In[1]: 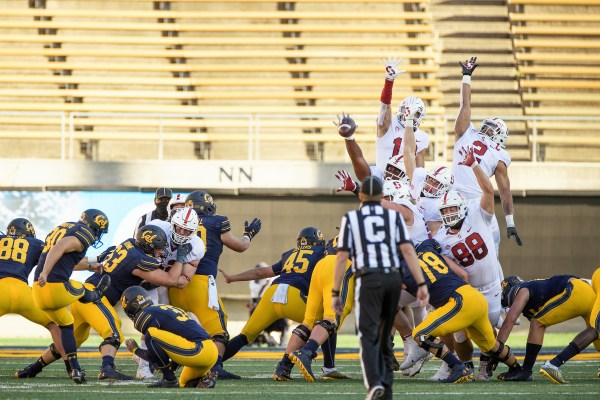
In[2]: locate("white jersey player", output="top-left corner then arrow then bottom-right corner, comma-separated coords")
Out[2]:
454,56 -> 522,253
382,180 -> 430,246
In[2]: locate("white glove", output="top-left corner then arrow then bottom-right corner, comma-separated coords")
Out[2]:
383,56 -> 405,81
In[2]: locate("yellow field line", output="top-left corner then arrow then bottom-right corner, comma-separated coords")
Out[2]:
1,349 -> 599,361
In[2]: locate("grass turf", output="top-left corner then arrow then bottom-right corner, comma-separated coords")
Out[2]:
1,356 -> 599,399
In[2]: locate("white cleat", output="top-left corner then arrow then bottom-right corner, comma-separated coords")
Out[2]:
427,361 -> 451,382
135,358 -> 155,380
407,352 -> 433,377
399,336 -> 429,371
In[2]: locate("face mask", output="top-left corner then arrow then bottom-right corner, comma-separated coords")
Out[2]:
155,199 -> 169,219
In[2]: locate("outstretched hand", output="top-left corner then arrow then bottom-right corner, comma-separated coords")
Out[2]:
507,227 -> 523,246
458,146 -> 478,168
335,169 -> 358,193
460,56 -> 479,76
243,218 -> 262,240
382,56 -> 405,81
218,268 -> 233,283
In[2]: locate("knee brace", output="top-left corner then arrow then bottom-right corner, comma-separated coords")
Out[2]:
292,324 -> 311,342
315,320 -> 337,337
49,343 -> 61,360
212,333 -> 230,346
418,335 -> 444,358
99,333 -> 121,352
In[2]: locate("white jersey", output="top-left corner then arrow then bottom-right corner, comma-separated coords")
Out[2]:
433,204 -> 500,289
452,123 -> 511,199
376,117 -> 430,172
149,219 -> 205,270
409,167 -> 443,223
395,198 -> 430,246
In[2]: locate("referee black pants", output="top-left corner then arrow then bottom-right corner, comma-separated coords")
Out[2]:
355,271 -> 402,393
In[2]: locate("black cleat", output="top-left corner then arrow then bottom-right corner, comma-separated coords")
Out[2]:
289,350 -> 316,383
212,365 -> 240,380
15,363 -> 41,378
93,274 -> 111,303
498,367 -> 532,382
148,378 -> 179,388
273,361 -> 293,382
71,369 -> 87,384
98,366 -> 134,381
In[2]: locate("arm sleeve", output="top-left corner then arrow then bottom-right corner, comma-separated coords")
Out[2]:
184,239 -> 205,263
409,167 -> 427,199
415,129 -> 430,154
220,217 -> 231,234
137,256 -> 161,272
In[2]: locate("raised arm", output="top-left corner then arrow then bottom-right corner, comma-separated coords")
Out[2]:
458,146 -> 494,215
495,162 -> 522,246
335,113 -> 372,181
402,105 -> 418,182
222,217 -> 262,252
377,56 -> 405,137
454,57 -> 479,139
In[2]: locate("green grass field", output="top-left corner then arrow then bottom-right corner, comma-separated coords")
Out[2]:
1,356 -> 599,400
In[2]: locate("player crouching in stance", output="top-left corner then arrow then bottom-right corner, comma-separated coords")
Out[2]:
123,286 -> 219,389
403,240 -> 524,383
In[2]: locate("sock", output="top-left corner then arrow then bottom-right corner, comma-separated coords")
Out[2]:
60,325 -> 80,371
222,335 -> 249,362
465,360 -> 474,369
321,333 -> 336,368
214,355 -> 224,370
101,355 -> 114,370
441,351 -> 462,368
64,359 -> 72,374
523,343 -> 542,372
551,342 -> 580,367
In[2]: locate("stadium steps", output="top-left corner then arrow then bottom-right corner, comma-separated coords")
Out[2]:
431,0 -> 529,161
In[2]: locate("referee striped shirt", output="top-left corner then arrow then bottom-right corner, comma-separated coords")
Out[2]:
338,201 -> 412,273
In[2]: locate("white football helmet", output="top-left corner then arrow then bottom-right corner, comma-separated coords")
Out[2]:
397,95 -> 426,129
438,190 -> 467,227
168,193 -> 187,215
479,117 -> 508,148
383,180 -> 411,203
170,207 -> 199,245
383,155 -> 408,182
423,166 -> 454,198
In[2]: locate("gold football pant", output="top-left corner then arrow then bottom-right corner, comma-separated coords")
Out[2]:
0,277 -> 53,327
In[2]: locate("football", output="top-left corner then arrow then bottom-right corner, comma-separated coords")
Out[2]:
337,114 -> 357,138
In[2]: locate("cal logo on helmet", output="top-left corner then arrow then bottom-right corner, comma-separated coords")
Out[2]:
141,230 -> 157,244
7,226 -> 16,236
94,214 -> 108,229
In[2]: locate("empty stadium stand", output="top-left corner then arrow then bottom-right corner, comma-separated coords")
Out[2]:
0,0 -> 442,161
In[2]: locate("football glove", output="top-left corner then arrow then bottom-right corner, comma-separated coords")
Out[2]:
507,226 -> 523,246
97,245 -> 116,263
243,218 -> 262,240
460,56 -> 479,76
382,56 -> 405,81
335,169 -> 359,194
176,243 -> 192,263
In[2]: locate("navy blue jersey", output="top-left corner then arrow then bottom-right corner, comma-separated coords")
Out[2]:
0,235 -> 44,283
402,239 -> 467,309
195,214 -> 230,277
87,238 -> 161,306
134,304 -> 211,342
521,275 -> 577,320
271,245 -> 326,296
34,222 -> 96,283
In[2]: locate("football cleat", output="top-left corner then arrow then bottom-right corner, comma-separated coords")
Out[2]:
407,352 -> 433,377
15,363 -> 41,378
321,367 -> 350,380
212,364 -> 241,380
399,340 -> 429,371
539,361 -> 566,384
98,366 -> 134,381
273,361 -> 293,381
439,363 -> 474,384
289,350 -> 316,382
365,384 -> 385,400
70,369 -> 87,384
197,371 -> 218,389
392,355 -> 400,371
427,362 -> 451,381
135,359 -> 156,380
498,367 -> 532,382
476,359 -> 492,381
148,378 -> 179,388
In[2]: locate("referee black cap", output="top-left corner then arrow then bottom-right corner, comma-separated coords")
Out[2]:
361,176 -> 383,196
155,187 -> 173,200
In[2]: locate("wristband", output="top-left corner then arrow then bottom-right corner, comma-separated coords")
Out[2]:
462,75 -> 471,85
331,289 -> 340,297
470,159 -> 479,168
88,263 -> 93,271
88,256 -> 98,263
243,234 -> 251,241
417,282 -> 427,287
505,215 -> 515,227
380,79 -> 394,104
344,135 -> 355,141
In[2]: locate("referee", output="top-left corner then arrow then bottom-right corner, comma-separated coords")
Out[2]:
332,175 -> 429,400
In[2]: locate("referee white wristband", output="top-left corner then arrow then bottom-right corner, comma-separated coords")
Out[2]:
462,75 -> 471,85
505,215 -> 515,227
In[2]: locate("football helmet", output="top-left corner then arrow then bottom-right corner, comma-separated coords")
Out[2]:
479,117 -> 508,148
325,235 -> 339,255
185,190 -> 216,216
121,286 -> 153,319
423,166 -> 454,198
384,155 -> 408,182
501,275 -> 524,308
297,227 -> 325,247
168,193 -> 187,218
135,224 -> 168,256
6,218 -> 36,238
383,180 -> 411,203
170,207 -> 199,245
438,190 -> 467,227
80,209 -> 109,248
397,95 -> 426,129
